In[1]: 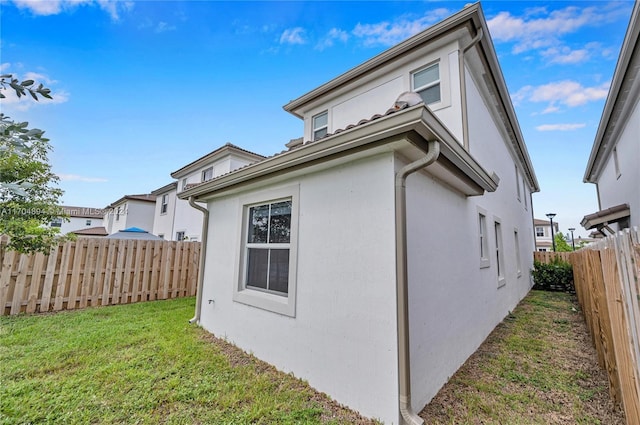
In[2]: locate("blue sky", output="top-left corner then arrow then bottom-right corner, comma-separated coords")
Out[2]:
1,0 -> 635,237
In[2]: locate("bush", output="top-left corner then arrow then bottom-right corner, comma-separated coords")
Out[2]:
531,258 -> 574,292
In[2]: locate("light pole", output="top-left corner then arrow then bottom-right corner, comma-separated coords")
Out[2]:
568,227 -> 576,251
546,213 -> 557,252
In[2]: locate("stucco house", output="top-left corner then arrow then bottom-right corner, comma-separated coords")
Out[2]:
533,218 -> 560,252
179,4 -> 538,424
151,143 -> 264,241
103,194 -> 156,235
49,205 -> 104,235
582,1 -> 638,235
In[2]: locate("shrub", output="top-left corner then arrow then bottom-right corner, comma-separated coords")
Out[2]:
531,258 -> 574,293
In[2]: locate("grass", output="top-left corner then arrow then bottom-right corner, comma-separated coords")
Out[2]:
0,297 -> 369,425
420,290 -> 624,424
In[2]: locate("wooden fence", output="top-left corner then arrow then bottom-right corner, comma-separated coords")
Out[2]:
533,250 -> 572,264
0,238 -> 201,316
538,229 -> 639,425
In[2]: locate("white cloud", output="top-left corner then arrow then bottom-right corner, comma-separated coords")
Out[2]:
10,0 -> 133,20
155,21 -> 176,33
514,80 -> 610,112
536,123 -> 586,132
58,174 -> 108,183
487,4 -> 630,64
280,27 -> 306,45
352,8 -> 450,47
316,28 -> 349,50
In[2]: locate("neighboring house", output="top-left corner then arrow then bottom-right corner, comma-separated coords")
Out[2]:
151,143 -> 264,241
534,218 -> 560,252
179,4 -> 538,424
103,194 -> 156,235
49,205 -> 104,235
105,227 -> 163,240
583,1 -> 639,235
71,226 -> 108,238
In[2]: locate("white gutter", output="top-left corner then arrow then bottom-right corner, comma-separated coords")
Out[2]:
459,27 -> 483,149
188,196 -> 209,324
395,140 -> 440,425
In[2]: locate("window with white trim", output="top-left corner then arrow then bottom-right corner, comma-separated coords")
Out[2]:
85,219 -> 92,226
613,147 -> 621,179
234,185 -> 299,317
535,226 -> 544,237
412,63 -> 441,104
479,212 -> 490,268
176,231 -> 185,241
312,111 -> 328,141
523,177 -> 528,210
515,165 -> 521,202
495,220 -> 505,287
50,217 -> 62,227
182,178 -> 188,191
160,194 -> 168,214
202,167 -> 213,182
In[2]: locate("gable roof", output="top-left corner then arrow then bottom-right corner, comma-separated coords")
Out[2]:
283,2 -> 538,192
170,143 -> 265,179
151,182 -> 177,196
72,226 -> 108,236
584,2 -> 640,183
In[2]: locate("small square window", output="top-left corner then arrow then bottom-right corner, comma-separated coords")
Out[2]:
412,63 -> 441,104
312,111 -> 328,141
85,219 -> 92,226
202,167 -> 213,182
176,231 -> 185,241
50,217 -> 63,228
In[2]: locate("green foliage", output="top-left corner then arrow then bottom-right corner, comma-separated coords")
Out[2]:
554,233 -> 573,252
0,75 -> 68,253
531,258 -> 574,292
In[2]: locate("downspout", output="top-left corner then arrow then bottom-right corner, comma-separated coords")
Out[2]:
188,196 -> 209,324
459,28 -> 483,150
396,140 -> 440,425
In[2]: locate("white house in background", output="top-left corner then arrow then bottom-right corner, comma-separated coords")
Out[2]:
533,218 -> 560,252
583,1 -> 639,235
49,205 -> 104,235
179,4 -> 538,424
103,194 -> 156,235
151,143 -> 264,241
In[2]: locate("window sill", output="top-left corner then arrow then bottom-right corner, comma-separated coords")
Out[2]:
480,258 -> 490,269
233,287 -> 295,317
497,278 -> 506,288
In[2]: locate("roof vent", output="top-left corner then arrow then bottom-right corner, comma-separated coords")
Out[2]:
394,91 -> 423,110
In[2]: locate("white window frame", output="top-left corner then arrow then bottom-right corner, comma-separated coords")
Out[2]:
411,62 -> 441,105
515,165 -> 521,202
494,218 -> 505,288
613,147 -> 621,179
160,194 -> 168,215
535,226 -> 544,237
176,231 -> 185,241
182,178 -> 188,191
312,111 -> 328,141
478,209 -> 490,268
233,185 -> 299,317
202,167 -> 213,182
50,217 -> 63,228
523,177 -> 528,210
85,219 -> 92,226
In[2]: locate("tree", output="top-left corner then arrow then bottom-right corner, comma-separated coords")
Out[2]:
554,233 -> 573,252
1,75 -> 68,253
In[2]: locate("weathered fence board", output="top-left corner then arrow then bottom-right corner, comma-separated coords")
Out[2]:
0,238 -> 200,316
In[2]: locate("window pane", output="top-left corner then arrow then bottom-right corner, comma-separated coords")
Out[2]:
413,64 -> 439,88
248,204 -> 269,243
313,128 -> 328,140
418,84 -> 441,104
269,249 -> 289,294
269,201 -> 291,243
246,248 -> 268,289
313,112 -> 327,129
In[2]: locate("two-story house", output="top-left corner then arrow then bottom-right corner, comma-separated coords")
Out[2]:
102,194 -> 156,235
49,205 -> 104,235
178,4 -> 538,424
582,1 -> 638,235
534,218 -> 560,252
151,143 -> 264,241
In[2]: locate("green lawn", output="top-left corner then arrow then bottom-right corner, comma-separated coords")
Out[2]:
0,297 -> 369,425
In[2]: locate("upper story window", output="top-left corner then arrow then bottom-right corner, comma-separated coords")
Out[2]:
202,167 -> 213,182
412,63 -> 440,105
161,194 -> 168,214
85,219 -> 92,226
312,111 -> 328,141
182,178 -> 188,191
535,227 -> 544,237
50,217 -> 63,228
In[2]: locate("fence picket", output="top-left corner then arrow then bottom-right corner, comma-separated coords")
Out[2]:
40,246 -> 59,313
26,252 -> 46,314
67,238 -> 85,310
54,243 -> 73,311
0,250 -> 16,316
10,255 -> 30,315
